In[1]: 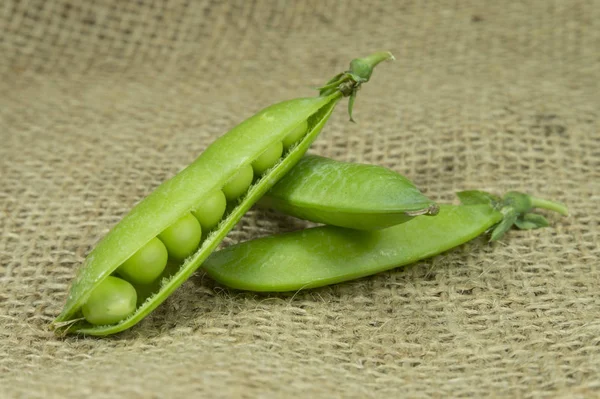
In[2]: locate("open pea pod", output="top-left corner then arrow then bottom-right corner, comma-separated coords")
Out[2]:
258,155 -> 439,230
52,51 -> 394,336
203,191 -> 567,292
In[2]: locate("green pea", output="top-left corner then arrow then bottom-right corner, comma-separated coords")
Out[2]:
82,276 -> 137,325
260,155 -> 439,230
52,51 -> 395,336
192,190 -> 227,231
282,120 -> 308,150
158,213 -> 202,260
204,191 -> 566,292
222,164 -> 254,201
116,237 -> 168,285
252,141 -> 283,175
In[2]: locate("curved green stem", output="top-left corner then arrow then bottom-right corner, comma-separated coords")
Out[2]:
457,190 -> 567,241
530,196 -> 568,216
348,51 -> 396,83
360,51 -> 397,68
318,51 -> 394,120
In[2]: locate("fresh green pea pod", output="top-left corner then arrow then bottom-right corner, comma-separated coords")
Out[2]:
203,191 -> 567,292
258,155 -> 439,230
52,51 -> 394,336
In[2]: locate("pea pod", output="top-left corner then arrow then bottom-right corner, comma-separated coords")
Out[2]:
52,51 -> 394,336
258,155 -> 439,230
203,191 -> 567,292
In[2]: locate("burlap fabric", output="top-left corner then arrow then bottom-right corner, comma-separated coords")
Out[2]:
1,1 -> 599,397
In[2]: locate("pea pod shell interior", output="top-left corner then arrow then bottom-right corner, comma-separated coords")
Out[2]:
259,155 -> 437,230
203,204 -> 503,292
54,93 -> 341,334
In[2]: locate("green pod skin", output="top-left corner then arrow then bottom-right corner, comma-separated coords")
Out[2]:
203,191 -> 567,292
258,155 -> 439,230
52,52 -> 394,336
203,204 -> 500,292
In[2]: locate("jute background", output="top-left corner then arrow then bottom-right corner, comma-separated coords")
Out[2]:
1,1 -> 599,397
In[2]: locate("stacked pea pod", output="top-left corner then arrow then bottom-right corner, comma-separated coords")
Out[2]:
204,167 -> 567,292
53,52 -> 567,336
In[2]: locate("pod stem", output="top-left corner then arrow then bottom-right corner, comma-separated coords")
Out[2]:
529,196 -> 569,216
318,51 -> 395,121
456,190 -> 568,241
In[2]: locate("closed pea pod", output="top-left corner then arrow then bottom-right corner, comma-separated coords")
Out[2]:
203,191 -> 567,292
52,52 -> 394,336
258,155 -> 439,230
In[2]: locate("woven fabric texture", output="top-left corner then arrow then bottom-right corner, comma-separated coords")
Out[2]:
1,1 -> 599,397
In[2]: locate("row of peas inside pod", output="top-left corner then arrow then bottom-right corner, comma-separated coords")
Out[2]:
82,121 -> 309,326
